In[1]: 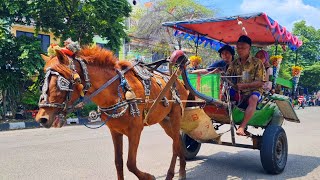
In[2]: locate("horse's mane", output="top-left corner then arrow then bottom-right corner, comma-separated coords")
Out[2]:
44,46 -> 132,78
80,46 -> 131,69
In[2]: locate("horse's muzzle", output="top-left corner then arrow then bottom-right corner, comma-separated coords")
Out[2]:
39,117 -> 50,128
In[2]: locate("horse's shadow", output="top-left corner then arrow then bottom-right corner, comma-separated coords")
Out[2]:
155,150 -> 319,179
181,150 -> 320,180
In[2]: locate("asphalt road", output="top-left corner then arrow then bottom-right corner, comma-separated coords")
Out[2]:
0,107 -> 319,180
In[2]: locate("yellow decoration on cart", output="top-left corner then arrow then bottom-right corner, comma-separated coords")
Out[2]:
292,65 -> 303,77
189,55 -> 202,64
270,55 -> 283,67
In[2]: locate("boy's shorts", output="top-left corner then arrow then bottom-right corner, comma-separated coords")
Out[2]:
230,89 -> 262,109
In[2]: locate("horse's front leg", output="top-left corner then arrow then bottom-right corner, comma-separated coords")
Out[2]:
127,124 -> 155,180
160,107 -> 186,180
110,130 -> 124,180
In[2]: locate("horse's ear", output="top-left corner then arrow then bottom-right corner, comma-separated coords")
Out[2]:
55,49 -> 69,65
40,54 -> 50,62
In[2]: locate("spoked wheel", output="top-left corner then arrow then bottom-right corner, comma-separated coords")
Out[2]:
260,125 -> 288,174
181,132 -> 201,160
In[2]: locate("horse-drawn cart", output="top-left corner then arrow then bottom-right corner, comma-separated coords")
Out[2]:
161,12 -> 302,174
36,12 -> 303,179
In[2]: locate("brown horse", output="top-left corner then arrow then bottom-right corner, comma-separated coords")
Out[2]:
35,46 -> 188,180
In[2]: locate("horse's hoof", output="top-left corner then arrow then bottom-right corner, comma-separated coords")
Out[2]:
179,171 -> 186,180
178,176 -> 186,180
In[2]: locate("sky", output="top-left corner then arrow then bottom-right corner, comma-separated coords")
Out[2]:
199,0 -> 320,31
137,0 -> 320,30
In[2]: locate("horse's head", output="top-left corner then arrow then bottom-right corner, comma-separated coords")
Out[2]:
36,50 -> 84,128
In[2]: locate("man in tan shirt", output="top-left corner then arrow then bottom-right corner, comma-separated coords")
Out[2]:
226,35 -> 266,136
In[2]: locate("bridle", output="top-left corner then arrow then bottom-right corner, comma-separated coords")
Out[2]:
38,68 -> 76,110
38,55 -> 156,123
38,57 -> 90,112
37,55 -> 136,114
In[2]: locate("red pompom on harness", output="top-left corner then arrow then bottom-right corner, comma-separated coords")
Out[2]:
60,48 -> 74,56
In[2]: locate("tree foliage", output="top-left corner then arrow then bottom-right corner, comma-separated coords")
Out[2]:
0,33 -> 44,118
129,0 -> 217,63
292,21 -> 320,65
299,63 -> 320,92
0,0 -> 133,118
1,0 -> 132,51
264,21 -> 320,93
0,18 -> 44,118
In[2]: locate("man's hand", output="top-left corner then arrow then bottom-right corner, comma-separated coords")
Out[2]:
236,83 -> 247,90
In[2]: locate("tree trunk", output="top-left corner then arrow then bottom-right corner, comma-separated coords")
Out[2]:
2,90 -> 7,121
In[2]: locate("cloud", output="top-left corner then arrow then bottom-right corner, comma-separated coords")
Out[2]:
240,0 -> 320,30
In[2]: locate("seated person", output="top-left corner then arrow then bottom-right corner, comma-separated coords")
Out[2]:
227,35 -> 265,136
255,50 -> 272,92
189,44 -> 234,74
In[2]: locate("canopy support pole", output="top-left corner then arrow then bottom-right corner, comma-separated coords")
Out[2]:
295,50 -> 298,66
195,34 -> 199,56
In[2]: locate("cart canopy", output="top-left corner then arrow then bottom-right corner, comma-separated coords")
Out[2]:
162,12 -> 303,51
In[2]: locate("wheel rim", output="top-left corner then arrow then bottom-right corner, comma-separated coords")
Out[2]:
185,135 -> 199,152
275,134 -> 286,167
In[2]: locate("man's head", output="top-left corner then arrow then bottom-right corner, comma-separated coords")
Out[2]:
218,45 -> 234,64
236,35 -> 251,59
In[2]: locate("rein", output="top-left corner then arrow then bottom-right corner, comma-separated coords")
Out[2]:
81,61 -> 139,105
38,68 -> 75,110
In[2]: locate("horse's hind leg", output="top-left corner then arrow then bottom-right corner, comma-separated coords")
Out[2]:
159,107 -> 186,180
127,124 -> 155,180
110,130 -> 124,180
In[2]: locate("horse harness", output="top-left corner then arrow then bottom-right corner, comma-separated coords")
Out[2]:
39,57 -> 182,122
38,57 -> 90,111
97,60 -> 182,120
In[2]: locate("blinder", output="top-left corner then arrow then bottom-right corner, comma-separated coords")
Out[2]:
57,75 -> 73,92
38,68 -> 75,110
38,56 -> 91,114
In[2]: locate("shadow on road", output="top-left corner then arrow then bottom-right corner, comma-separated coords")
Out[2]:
182,150 -> 320,179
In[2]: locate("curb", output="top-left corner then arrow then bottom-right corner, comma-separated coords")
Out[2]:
0,121 -> 41,131
0,118 -> 89,131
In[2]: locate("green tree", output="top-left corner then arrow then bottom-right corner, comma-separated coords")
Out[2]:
292,21 -> 320,65
0,27 -> 44,119
1,0 -> 132,51
299,63 -> 320,92
0,0 -> 133,119
260,21 -> 319,66
265,21 -> 320,93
